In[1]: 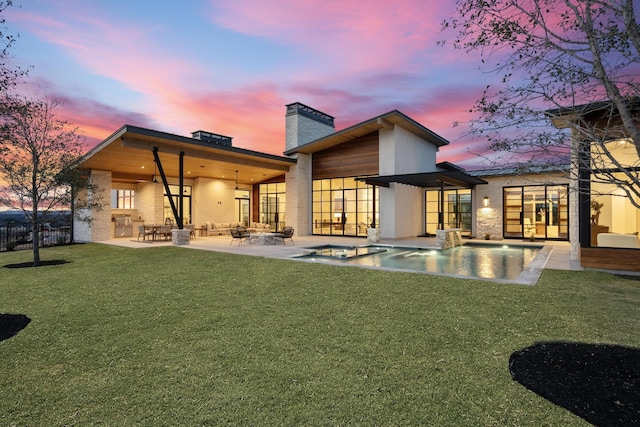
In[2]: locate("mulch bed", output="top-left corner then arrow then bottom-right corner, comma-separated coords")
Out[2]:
3,260 -> 69,268
0,314 -> 31,341
509,342 -> 640,425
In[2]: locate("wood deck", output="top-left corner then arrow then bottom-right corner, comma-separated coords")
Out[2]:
581,247 -> 640,272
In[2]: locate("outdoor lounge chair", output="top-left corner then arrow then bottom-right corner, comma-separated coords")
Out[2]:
274,226 -> 294,245
230,226 -> 250,245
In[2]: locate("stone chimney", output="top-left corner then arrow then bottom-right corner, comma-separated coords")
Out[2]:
285,102 -> 335,152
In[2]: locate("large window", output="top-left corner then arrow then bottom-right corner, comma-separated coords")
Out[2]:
163,185 -> 192,225
259,182 -> 286,231
111,189 -> 135,209
425,189 -> 471,236
589,139 -> 639,247
503,185 -> 569,240
312,177 -> 378,237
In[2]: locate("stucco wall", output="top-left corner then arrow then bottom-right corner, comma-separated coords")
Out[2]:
379,183 -> 423,239
192,177 -> 237,227
392,126 -> 438,174
379,126 -> 438,176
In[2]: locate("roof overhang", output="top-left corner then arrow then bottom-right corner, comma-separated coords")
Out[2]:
357,170 -> 487,189
79,125 -> 296,184
285,110 -> 449,155
546,97 -> 640,129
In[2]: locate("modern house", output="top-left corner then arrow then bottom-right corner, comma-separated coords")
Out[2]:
75,101 -> 639,271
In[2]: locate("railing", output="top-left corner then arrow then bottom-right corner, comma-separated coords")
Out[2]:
0,220 -> 72,252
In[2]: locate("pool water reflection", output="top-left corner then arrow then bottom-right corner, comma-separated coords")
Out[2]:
298,244 -> 543,281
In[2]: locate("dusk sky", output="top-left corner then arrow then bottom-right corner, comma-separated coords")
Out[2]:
5,0 -> 503,169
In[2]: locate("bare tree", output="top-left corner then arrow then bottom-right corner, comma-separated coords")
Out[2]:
0,1 -> 26,95
0,96 -> 84,266
443,0 -> 640,206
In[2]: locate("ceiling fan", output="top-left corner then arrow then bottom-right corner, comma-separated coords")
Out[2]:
223,170 -> 240,190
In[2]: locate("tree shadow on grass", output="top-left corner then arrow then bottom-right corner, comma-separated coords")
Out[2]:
3,260 -> 69,268
509,342 -> 640,426
0,314 -> 31,342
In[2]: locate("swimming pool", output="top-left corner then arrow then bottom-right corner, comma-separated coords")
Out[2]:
297,243 -> 547,283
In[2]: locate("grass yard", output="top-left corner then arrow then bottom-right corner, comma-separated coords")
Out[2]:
1,243 -> 639,426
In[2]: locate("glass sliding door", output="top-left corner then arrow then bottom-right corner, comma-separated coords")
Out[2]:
258,182 -> 286,231
504,187 -> 523,238
312,177 -> 378,236
424,189 -> 472,236
524,186 -> 545,239
545,186 -> 569,239
235,190 -> 250,226
164,185 -> 192,225
503,185 -> 569,240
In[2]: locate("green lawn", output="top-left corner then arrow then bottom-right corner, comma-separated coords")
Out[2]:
1,243 -> 638,426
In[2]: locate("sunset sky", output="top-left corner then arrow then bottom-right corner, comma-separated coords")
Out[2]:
5,0 -> 504,169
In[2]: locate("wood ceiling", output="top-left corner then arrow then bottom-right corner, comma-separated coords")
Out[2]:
79,125 -> 295,185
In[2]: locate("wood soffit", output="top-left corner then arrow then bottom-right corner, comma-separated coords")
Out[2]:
78,125 -> 295,184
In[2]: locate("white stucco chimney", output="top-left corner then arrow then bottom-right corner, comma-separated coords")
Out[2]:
285,102 -> 335,152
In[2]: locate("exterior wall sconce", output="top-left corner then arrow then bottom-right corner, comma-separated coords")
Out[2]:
483,197 -> 489,207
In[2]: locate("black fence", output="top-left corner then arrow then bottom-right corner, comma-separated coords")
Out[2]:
1,219 -> 72,252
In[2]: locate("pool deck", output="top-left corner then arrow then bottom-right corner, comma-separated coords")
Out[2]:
99,233 -> 582,272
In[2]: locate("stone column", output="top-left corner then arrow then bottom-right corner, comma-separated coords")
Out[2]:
171,229 -> 191,245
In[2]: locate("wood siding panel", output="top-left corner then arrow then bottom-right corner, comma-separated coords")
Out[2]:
581,247 -> 640,272
312,132 -> 379,180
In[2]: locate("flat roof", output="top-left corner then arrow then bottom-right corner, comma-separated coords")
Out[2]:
79,125 -> 295,184
357,169 -> 487,189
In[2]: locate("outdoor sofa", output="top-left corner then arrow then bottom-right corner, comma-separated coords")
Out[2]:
596,232 -> 640,249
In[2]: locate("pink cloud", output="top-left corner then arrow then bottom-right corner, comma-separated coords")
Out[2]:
206,0 -> 454,72
10,6 -> 204,112
8,1 -> 493,164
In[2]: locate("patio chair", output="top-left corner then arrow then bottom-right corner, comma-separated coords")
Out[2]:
137,225 -> 155,241
157,225 -> 172,240
230,226 -> 250,245
274,226 -> 294,245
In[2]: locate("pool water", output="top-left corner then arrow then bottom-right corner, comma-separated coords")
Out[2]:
298,244 -> 543,281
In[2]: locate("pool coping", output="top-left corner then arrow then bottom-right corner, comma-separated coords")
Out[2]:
290,242 -> 551,286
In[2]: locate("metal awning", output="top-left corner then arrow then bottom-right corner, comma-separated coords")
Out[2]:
357,170 -> 487,188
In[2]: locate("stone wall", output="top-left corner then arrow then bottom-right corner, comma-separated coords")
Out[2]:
476,207 -> 502,240
285,153 -> 311,236
74,169 -> 112,242
285,103 -> 334,151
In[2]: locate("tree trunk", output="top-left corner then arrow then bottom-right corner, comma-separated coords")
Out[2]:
70,186 -> 75,244
31,209 -> 40,267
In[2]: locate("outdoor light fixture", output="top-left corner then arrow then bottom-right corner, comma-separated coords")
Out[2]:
483,196 -> 489,207
152,162 -> 158,183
